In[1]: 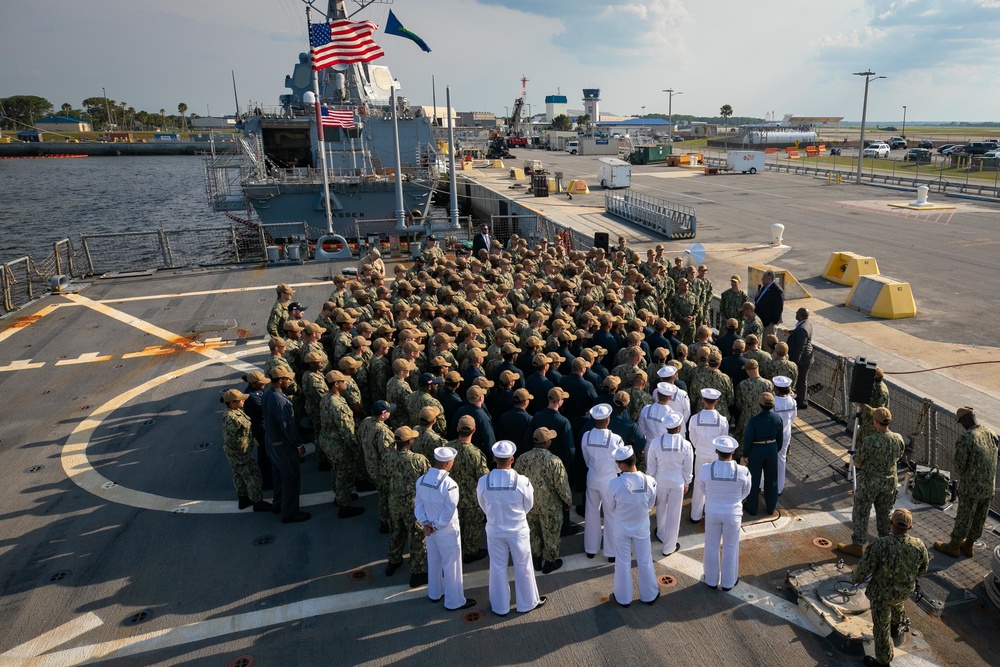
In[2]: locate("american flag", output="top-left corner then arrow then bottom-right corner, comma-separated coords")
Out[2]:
309,19 -> 384,71
321,107 -> 356,130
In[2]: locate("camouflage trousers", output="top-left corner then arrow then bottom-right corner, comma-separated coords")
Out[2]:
871,599 -> 906,665
458,504 -> 485,556
678,321 -> 695,345
950,495 -> 993,543
225,451 -> 263,502
852,477 -> 896,546
388,505 -> 427,574
376,475 -> 390,524
527,506 -> 562,562
318,438 -> 357,506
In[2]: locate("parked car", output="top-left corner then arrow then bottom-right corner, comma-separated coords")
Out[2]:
965,142 -> 994,155
936,143 -> 956,154
918,140 -> 933,149
942,145 -> 964,156
903,148 -> 932,163
672,136 -> 684,142
983,149 -> 1000,159
888,137 -> 907,150
862,143 -> 890,158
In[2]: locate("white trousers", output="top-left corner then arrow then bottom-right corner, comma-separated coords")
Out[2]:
583,480 -> 616,557
777,440 -> 788,495
613,532 -> 658,605
426,527 -> 465,609
654,482 -> 684,554
703,513 -> 741,589
690,459 -> 711,521
487,527 -> 540,614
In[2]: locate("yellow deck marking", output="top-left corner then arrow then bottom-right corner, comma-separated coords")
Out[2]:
0,359 -> 46,372
97,280 -> 333,304
0,303 -> 65,344
121,345 -> 177,359
55,352 -> 113,366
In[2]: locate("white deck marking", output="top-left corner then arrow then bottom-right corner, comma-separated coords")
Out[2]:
120,346 -> 176,359
55,353 -> 114,366
96,280 -> 333,304
0,612 -> 104,662
7,516 -> 854,666
0,359 -> 46,372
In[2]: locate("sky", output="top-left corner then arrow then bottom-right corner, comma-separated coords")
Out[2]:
3,0 -> 1000,124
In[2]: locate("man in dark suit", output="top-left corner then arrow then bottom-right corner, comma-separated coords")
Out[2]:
754,270 -> 785,338
472,224 -> 492,258
786,307 -> 814,409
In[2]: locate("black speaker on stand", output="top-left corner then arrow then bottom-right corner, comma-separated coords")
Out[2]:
594,232 -> 609,252
849,357 -> 879,404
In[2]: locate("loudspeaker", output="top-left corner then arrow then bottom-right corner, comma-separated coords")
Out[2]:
849,357 -> 879,404
594,232 -> 609,252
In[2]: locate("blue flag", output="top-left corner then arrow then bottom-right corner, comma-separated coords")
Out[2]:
385,10 -> 431,53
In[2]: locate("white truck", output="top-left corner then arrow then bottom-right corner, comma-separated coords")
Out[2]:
565,140 -> 579,155
726,150 -> 765,173
597,157 -> 631,189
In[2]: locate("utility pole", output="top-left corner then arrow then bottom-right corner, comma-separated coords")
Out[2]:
853,70 -> 886,184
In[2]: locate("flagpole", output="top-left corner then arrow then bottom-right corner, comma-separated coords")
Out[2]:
432,75 -> 437,127
391,85 -> 406,232
307,7 -> 335,235
446,86 -> 459,230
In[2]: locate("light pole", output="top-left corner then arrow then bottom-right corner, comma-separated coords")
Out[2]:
641,105 -> 645,135
901,105 -> 907,139
853,70 -> 886,184
662,88 -> 682,138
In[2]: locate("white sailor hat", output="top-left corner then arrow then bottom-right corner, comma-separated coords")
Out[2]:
713,435 -> 739,453
773,375 -> 793,388
491,440 -> 516,458
664,412 -> 684,429
612,445 -> 634,461
434,447 -> 457,462
701,387 -> 722,401
590,403 -> 613,420
657,365 -> 677,378
656,382 -> 677,397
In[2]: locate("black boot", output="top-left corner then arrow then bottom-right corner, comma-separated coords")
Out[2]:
252,500 -> 273,512
532,556 -> 542,571
338,505 -> 364,519
409,572 -> 428,588
238,495 -> 252,510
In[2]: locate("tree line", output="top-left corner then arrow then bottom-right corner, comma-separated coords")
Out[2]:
0,95 -> 192,131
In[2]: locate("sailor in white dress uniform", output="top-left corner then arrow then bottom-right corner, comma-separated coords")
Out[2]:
637,382 -> 678,443
771,376 -> 797,495
477,440 -> 546,615
698,435 -> 752,591
656,365 -> 690,430
415,446 -> 474,610
581,403 -> 625,560
687,387 -> 730,522
645,411 -> 694,555
607,445 -> 659,606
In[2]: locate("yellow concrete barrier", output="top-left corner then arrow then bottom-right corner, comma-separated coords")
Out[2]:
821,252 -> 880,286
509,168 -> 526,181
566,179 -> 590,194
490,159 -> 505,169
461,160 -> 473,171
748,264 -> 810,300
846,275 -> 916,319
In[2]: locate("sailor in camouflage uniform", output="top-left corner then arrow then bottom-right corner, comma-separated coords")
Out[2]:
220,389 -> 271,512
853,508 -> 929,667
266,284 -> 295,338
690,352 -> 734,420
739,302 -> 763,341
514,427 -> 573,573
384,426 -> 431,587
448,415 -> 489,563
760,341 -> 797,386
319,371 -> 364,518
719,275 -> 749,323
300,351 -> 329,436
838,407 -> 905,557
413,405 -> 448,461
856,367 -> 889,446
368,338 -> 392,404
407,373 -> 447,436
357,401 -> 397,531
386,358 -> 416,430
934,406 -> 999,558
669,279 -> 699,345
732,359 -> 773,442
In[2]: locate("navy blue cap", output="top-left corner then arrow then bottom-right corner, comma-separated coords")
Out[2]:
371,400 -> 395,415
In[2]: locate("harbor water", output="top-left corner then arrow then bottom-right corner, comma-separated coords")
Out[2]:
1,155 -> 221,265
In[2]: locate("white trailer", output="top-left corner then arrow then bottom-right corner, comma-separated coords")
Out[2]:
597,157 -> 631,189
726,150 -> 765,173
